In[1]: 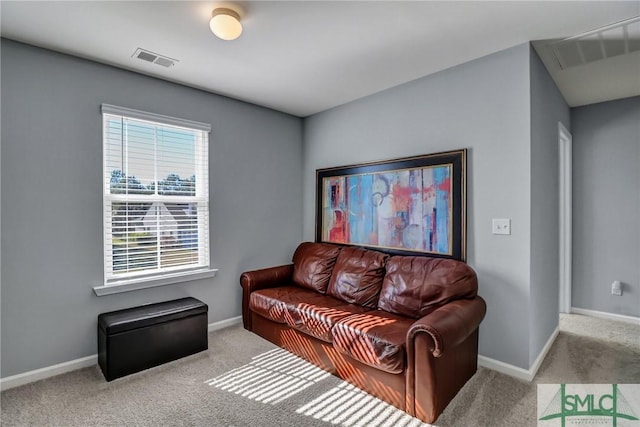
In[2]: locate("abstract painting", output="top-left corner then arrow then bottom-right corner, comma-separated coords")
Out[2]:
316,150 -> 466,260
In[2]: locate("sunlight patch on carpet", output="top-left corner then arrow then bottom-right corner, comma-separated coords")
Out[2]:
296,382 -> 431,427
204,348 -> 330,404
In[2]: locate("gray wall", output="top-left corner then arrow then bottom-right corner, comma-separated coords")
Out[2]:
303,44 -> 535,369
572,96 -> 640,317
0,39 -> 303,377
528,48 -> 569,364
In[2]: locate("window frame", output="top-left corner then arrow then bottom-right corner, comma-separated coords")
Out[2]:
94,104 -> 216,296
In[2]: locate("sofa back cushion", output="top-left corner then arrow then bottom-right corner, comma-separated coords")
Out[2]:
326,246 -> 389,307
292,242 -> 342,293
377,256 -> 478,318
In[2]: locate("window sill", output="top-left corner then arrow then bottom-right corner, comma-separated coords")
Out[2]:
93,268 -> 218,296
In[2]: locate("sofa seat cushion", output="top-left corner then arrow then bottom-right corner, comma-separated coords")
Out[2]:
249,286 -> 371,342
326,246 -> 389,308
292,242 -> 342,293
249,285 -> 301,324
331,310 -> 414,374
378,256 -> 478,319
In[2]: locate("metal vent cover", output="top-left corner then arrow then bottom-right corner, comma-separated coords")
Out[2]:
132,48 -> 178,68
551,16 -> 640,70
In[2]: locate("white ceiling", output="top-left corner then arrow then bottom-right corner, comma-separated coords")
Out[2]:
2,1 -> 639,117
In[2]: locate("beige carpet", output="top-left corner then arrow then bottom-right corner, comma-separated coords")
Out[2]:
1,314 -> 639,427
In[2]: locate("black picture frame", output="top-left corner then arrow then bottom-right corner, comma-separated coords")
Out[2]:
316,149 -> 467,261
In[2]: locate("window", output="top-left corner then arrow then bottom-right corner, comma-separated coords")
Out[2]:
101,104 -> 212,290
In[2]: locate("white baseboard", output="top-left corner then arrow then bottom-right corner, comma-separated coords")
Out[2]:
570,307 -> 640,325
528,326 -> 560,379
208,315 -> 242,332
0,316 -> 243,391
478,326 -> 559,382
0,355 -> 98,392
478,355 -> 532,382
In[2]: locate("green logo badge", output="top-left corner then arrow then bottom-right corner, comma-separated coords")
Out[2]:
538,384 -> 639,427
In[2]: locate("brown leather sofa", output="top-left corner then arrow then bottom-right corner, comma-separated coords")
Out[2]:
240,242 -> 486,423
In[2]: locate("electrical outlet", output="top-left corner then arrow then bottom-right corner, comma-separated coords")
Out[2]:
611,280 -> 622,296
492,218 -> 511,235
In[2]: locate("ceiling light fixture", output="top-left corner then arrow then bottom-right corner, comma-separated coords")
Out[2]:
209,8 -> 243,41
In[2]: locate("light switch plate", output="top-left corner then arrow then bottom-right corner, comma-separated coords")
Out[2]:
492,218 -> 511,235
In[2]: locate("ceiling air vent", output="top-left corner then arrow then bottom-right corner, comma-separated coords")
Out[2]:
551,16 -> 640,70
132,48 -> 178,68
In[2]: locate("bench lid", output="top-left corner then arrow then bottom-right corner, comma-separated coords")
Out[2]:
98,297 -> 208,334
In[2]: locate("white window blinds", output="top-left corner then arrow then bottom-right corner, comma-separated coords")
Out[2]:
102,104 -> 211,286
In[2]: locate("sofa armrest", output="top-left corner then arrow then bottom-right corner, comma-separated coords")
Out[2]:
240,264 -> 294,330
407,297 -> 486,357
240,264 -> 294,292
405,296 -> 486,421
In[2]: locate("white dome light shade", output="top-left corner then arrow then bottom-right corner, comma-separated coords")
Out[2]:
210,8 -> 242,41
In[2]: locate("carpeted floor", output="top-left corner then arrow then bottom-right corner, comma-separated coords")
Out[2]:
1,314 -> 638,427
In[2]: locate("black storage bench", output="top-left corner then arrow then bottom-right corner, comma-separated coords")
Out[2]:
98,297 -> 208,381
